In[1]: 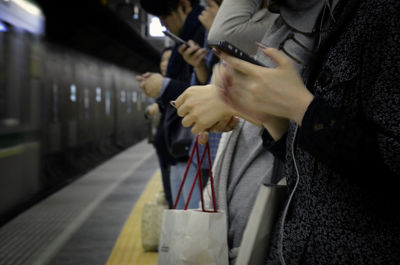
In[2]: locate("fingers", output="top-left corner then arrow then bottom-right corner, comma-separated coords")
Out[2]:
187,40 -> 198,47
198,132 -> 209,145
178,44 -> 187,54
179,40 -> 199,55
224,116 -> 239,131
182,114 -> 195,128
261,47 -> 291,69
198,11 -> 206,21
175,90 -> 187,108
194,48 -> 207,58
143,72 -> 152,78
139,81 -> 145,90
136,72 -> 152,82
183,44 -> 200,56
207,0 -> 218,8
182,112 -> 213,134
210,62 -> 225,86
176,100 -> 190,117
191,122 -> 206,135
209,116 -> 231,132
212,116 -> 238,132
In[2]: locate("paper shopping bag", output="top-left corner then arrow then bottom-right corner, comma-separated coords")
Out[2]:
158,209 -> 229,265
158,136 -> 229,265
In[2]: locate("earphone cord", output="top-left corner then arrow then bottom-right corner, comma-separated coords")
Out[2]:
278,125 -> 299,265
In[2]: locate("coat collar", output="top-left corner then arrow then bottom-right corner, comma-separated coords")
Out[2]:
279,0 -> 340,34
179,5 -> 204,41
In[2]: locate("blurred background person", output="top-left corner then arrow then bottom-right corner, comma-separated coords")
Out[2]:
137,0 -> 206,208
144,47 -> 173,144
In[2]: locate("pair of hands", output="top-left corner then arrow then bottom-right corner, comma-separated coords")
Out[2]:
178,40 -> 209,84
175,47 -> 314,141
177,0 -> 220,84
136,72 -> 163,99
138,0 -> 219,100
135,42 -> 209,106
136,39 -> 209,98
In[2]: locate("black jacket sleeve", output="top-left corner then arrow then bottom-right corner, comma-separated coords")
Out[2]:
296,8 -> 400,179
159,79 -> 190,105
261,129 -> 287,162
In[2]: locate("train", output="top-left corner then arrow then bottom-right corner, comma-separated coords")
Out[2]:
0,1 -> 155,224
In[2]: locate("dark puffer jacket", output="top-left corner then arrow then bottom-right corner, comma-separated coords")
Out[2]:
264,0 -> 400,264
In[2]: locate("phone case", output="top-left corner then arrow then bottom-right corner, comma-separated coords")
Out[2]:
207,40 -> 265,66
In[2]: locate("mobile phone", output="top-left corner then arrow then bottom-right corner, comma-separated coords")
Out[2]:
163,30 -> 189,46
207,40 -> 266,67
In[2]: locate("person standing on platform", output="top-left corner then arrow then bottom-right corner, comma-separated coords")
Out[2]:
209,0 -> 400,264
137,0 -> 205,208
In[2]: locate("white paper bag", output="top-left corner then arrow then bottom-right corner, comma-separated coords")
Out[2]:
158,137 -> 228,265
158,209 -> 229,265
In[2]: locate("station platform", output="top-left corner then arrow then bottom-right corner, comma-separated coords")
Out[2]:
0,140 -> 161,265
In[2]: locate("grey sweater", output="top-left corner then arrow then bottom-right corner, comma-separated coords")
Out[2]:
203,120 -> 274,264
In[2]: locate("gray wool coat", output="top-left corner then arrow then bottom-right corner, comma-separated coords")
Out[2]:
203,120 -> 274,264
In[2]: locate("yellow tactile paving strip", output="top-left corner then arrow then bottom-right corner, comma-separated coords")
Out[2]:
106,170 -> 161,265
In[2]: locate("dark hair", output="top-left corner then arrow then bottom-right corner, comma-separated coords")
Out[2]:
140,0 -> 199,17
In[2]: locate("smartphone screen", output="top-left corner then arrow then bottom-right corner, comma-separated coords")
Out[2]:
163,30 -> 189,46
207,40 -> 266,67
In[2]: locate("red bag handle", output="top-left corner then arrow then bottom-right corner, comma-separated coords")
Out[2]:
172,135 -> 217,212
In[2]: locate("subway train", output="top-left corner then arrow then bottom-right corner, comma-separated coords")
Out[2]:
0,4 -> 154,225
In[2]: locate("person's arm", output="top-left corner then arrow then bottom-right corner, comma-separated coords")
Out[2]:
207,0 -> 278,56
212,28 -> 400,180
297,12 -> 400,178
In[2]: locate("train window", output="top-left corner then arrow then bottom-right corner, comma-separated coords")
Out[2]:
84,88 -> 90,119
96,87 -> 102,103
148,16 -> 165,37
126,91 -> 131,113
120,90 -> 126,103
52,84 -> 59,123
105,90 -> 111,116
132,91 -> 137,103
70,84 -> 77,102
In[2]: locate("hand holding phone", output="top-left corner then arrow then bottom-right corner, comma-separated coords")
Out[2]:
207,40 -> 266,67
163,30 -> 189,46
